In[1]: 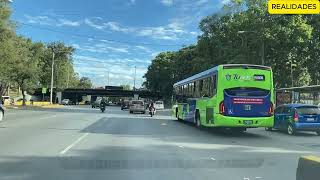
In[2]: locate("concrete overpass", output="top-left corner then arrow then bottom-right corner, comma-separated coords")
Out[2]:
57,88 -> 161,103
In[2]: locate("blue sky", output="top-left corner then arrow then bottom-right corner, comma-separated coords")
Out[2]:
11,0 -> 227,88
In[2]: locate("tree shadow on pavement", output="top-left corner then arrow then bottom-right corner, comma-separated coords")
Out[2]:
267,129 -> 317,137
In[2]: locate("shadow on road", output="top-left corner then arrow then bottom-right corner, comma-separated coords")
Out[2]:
172,120 -> 270,139
80,116 -> 270,144
266,129 -> 317,137
0,151 -> 268,180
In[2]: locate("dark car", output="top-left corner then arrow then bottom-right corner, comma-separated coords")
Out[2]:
0,104 -> 4,122
266,104 -> 320,135
121,100 -> 130,110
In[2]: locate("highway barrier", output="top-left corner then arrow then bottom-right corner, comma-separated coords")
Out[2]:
296,156 -> 320,180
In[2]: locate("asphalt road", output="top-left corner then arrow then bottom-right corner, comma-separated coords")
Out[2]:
0,105 -> 319,180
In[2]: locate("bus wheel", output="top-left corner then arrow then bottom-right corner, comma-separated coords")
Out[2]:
195,111 -> 201,128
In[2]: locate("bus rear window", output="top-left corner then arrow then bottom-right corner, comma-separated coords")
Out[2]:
296,107 -> 320,115
225,87 -> 269,97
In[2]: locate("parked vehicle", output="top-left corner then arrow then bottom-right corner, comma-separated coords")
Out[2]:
0,104 -> 4,122
154,101 -> 164,110
121,100 -> 130,110
129,100 -> 146,114
267,104 -> 320,135
61,99 -> 71,105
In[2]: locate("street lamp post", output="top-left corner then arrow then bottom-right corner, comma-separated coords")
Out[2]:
50,51 -> 55,104
238,31 -> 265,65
133,66 -> 136,91
49,49 -> 71,104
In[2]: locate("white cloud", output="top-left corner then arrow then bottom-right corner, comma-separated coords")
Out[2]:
73,43 -> 129,54
161,0 -> 174,6
137,26 -> 183,40
83,17 -> 195,41
25,15 -> 53,25
135,45 -> 152,53
221,0 -> 231,5
104,22 -> 131,33
57,19 -> 81,27
84,17 -> 104,30
195,0 -> 209,6
73,55 -> 148,87
25,14 -> 81,27
190,31 -> 198,36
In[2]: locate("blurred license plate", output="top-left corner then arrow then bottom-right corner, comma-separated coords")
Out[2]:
307,118 -> 315,121
244,120 -> 253,125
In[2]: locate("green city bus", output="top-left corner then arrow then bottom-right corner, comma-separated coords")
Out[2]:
172,64 -> 274,131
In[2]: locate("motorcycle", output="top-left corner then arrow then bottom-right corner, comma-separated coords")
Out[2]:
149,107 -> 156,117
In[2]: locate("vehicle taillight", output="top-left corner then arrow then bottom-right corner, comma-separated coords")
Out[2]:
219,101 -> 225,115
293,111 -> 299,122
268,102 -> 274,116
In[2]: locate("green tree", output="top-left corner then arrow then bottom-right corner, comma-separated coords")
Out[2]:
0,0 -> 15,97
144,0 -> 318,100
78,77 -> 92,89
120,84 -> 131,90
38,42 -> 76,90
8,36 -> 42,105
143,52 -> 176,99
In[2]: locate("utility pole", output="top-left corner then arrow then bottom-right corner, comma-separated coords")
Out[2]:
108,71 -> 110,86
50,51 -> 55,104
66,65 -> 70,88
261,40 -> 265,66
133,66 -> 136,90
50,49 -> 70,104
291,60 -> 294,87
238,30 -> 265,65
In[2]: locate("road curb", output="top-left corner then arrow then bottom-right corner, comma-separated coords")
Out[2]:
4,104 -> 64,109
296,156 -> 320,180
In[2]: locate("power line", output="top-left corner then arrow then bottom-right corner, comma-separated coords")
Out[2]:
18,22 -> 184,47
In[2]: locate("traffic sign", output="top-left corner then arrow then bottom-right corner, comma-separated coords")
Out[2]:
42,88 -> 47,94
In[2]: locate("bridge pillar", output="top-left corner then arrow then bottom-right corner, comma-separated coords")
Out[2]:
134,94 -> 139,100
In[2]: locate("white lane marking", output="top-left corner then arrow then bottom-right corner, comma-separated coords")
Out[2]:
60,133 -> 89,155
255,177 -> 263,179
39,115 -> 57,120
161,123 -> 167,126
243,178 -> 250,180
210,157 -> 216,160
178,145 -> 184,148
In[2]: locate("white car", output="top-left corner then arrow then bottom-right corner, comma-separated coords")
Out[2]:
154,101 -> 164,110
0,104 -> 4,122
61,99 -> 71,105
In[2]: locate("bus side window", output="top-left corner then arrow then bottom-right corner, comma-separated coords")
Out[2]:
212,75 -> 217,96
201,78 -> 209,97
192,82 -> 197,98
